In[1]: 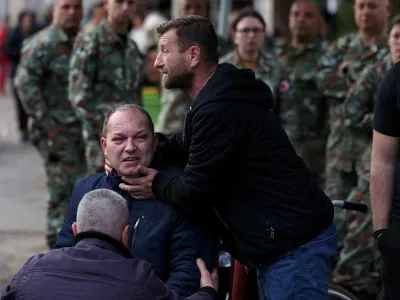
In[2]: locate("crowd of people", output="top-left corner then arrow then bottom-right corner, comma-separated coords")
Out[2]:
0,0 -> 399,299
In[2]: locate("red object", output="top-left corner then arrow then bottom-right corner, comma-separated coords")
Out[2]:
0,21 -> 10,93
231,260 -> 259,300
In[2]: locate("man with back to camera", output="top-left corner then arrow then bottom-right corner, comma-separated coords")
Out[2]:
110,16 -> 337,300
54,104 -> 217,297
370,61 -> 400,298
2,189 -> 219,300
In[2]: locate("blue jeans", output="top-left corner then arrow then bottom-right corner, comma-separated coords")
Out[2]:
256,222 -> 338,300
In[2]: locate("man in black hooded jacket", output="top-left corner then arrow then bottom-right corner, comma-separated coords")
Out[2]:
115,15 -> 337,300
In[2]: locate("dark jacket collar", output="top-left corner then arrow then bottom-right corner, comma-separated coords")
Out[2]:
73,231 -> 132,259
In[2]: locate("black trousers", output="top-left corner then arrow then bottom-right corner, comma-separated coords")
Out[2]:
378,221 -> 400,300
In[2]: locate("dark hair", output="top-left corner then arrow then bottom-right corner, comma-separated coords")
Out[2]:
156,15 -> 218,65
103,104 -> 154,137
231,7 -> 266,31
17,10 -> 37,27
158,0 -> 171,12
389,15 -> 400,32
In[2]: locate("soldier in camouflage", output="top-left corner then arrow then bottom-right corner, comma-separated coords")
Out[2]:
316,0 -> 389,251
316,0 -> 390,205
14,0 -> 85,249
220,8 -> 282,99
333,17 -> 400,295
275,0 -> 328,184
155,0 -> 231,136
69,0 -> 144,175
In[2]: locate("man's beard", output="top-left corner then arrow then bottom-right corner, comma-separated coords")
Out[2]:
164,65 -> 194,90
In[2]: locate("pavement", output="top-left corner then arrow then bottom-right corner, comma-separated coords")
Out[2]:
0,85 -> 48,288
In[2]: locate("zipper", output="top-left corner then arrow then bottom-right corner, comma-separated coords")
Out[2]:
213,206 -> 231,232
213,207 -> 250,270
265,220 -> 275,239
131,217 -> 142,248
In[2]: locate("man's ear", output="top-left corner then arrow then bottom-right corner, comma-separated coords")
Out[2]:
101,136 -> 107,152
121,225 -> 129,246
72,222 -> 78,236
188,46 -> 201,68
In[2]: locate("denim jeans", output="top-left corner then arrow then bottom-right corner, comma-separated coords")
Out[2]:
256,222 -> 338,300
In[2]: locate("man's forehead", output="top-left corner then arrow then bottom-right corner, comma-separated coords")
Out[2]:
291,1 -> 317,13
58,0 -> 81,6
180,0 -> 206,8
109,110 -> 146,127
355,0 -> 386,6
159,30 -> 178,46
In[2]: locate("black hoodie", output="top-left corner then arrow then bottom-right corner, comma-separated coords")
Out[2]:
153,63 -> 333,266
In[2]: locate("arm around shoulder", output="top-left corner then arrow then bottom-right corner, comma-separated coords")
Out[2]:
153,111 -> 236,212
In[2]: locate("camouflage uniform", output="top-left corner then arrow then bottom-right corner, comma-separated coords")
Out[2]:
316,32 -> 388,201
155,37 -> 232,136
317,32 -> 388,292
332,53 -> 393,291
14,25 -> 85,248
275,38 -> 328,184
80,22 -> 97,34
69,20 -> 144,175
220,50 -> 282,97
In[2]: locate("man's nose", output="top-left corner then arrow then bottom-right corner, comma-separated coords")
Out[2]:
298,15 -> 306,23
154,52 -> 164,69
122,2 -> 129,11
68,7 -> 77,15
124,141 -> 137,152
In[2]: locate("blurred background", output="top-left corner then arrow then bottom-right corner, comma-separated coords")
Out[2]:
0,0 -> 399,295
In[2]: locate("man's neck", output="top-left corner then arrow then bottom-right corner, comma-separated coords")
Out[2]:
291,35 -> 312,48
59,25 -> 79,43
359,29 -> 385,46
237,49 -> 258,62
187,65 -> 218,100
108,19 -> 128,35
